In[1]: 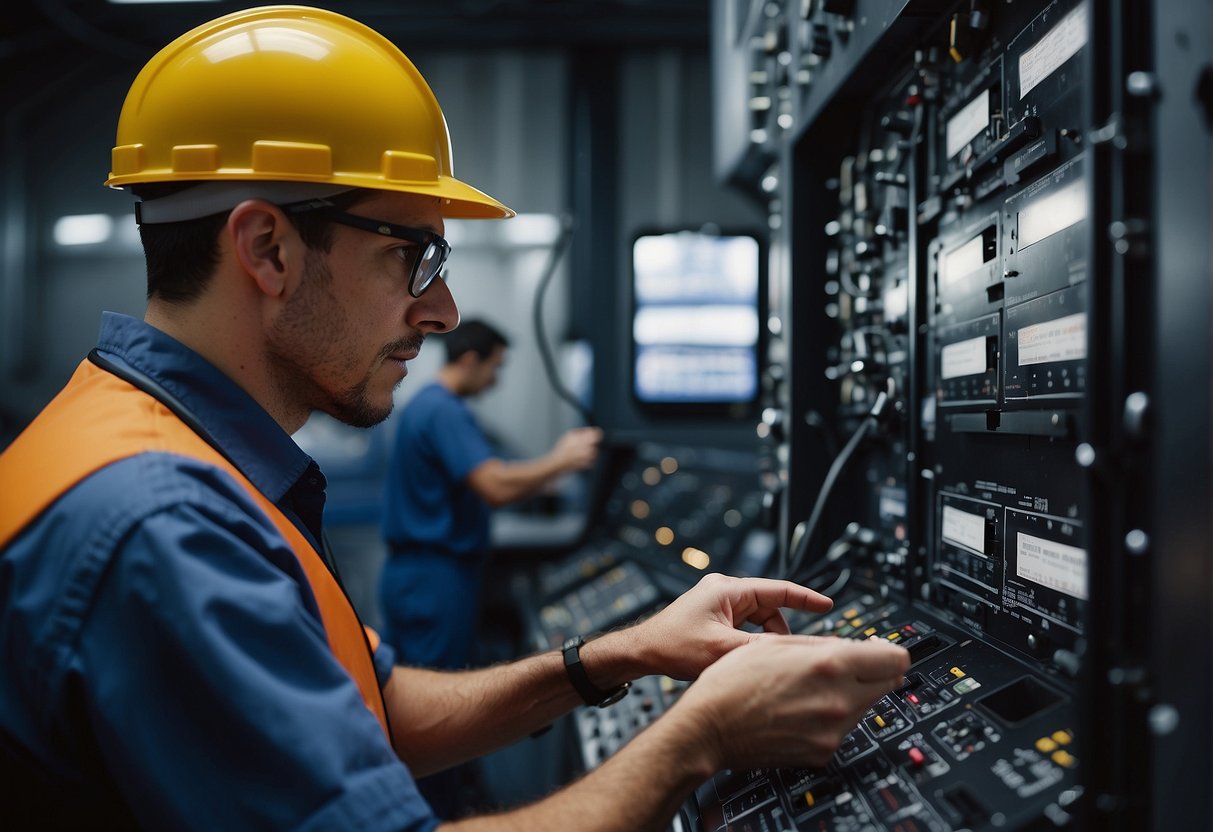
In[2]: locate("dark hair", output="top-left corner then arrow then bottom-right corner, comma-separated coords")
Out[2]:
443,319 -> 509,363
133,184 -> 370,303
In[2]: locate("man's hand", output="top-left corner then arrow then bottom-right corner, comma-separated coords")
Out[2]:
551,426 -> 603,472
630,573 -> 835,681
673,634 -> 910,772
469,427 -> 603,507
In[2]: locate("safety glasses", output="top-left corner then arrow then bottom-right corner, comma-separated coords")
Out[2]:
288,199 -> 451,298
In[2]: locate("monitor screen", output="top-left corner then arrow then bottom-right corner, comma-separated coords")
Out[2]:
631,229 -> 763,410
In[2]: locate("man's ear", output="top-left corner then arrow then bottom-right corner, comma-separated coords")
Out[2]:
227,200 -> 301,298
455,351 -> 482,372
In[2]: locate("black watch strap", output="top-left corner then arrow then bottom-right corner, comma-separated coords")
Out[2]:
562,636 -> 630,708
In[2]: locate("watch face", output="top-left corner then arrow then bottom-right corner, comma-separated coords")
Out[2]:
597,683 -> 631,708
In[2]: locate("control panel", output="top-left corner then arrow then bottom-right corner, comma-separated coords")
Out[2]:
690,582 -> 1080,831
574,674 -> 691,769
518,442 -> 773,651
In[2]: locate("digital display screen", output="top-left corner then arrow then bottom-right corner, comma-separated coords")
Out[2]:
1002,508 -> 1086,632
942,504 -> 989,554
632,230 -> 762,407
946,88 -> 992,159
941,232 -> 988,286
1016,530 -> 1087,600
1018,176 -> 1087,247
1017,312 -> 1087,366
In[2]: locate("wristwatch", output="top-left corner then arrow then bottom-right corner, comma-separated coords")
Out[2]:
562,636 -> 630,708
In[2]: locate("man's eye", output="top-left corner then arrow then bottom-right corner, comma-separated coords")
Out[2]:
395,246 -> 420,268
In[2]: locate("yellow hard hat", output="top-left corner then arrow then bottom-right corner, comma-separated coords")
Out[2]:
106,5 -> 513,220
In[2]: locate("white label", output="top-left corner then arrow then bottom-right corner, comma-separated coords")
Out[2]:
1019,3 -> 1088,99
941,336 -> 988,380
1018,312 -> 1087,366
884,282 -> 909,321
942,505 -> 988,554
942,234 -> 988,285
1016,531 -> 1088,599
946,90 -> 991,159
880,489 -> 907,519
1018,177 -> 1087,247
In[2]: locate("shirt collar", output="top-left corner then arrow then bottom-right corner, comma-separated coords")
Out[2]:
93,312 -> 315,506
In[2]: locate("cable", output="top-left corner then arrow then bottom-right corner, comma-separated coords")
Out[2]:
532,215 -> 595,427
785,391 -> 888,580
785,418 -> 872,579
814,566 -> 853,598
839,266 -> 873,299
800,538 -> 854,592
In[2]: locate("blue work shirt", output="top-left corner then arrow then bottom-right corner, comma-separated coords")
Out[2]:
0,312 -> 438,831
381,382 -> 495,560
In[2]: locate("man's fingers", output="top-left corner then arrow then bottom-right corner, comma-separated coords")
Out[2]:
853,669 -> 912,706
765,633 -> 910,680
841,639 -> 912,682
748,607 -> 792,635
731,577 -> 834,616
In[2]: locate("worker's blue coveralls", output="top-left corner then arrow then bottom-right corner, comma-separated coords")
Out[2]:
379,381 -> 496,672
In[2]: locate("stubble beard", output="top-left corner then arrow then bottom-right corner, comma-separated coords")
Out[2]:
270,250 -> 424,429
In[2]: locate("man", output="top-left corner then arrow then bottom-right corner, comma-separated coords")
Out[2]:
380,318 -> 602,673
0,6 -> 909,830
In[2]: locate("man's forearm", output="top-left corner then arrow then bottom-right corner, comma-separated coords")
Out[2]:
383,627 -> 651,775
466,455 -> 567,507
384,573 -> 912,829
442,702 -> 718,832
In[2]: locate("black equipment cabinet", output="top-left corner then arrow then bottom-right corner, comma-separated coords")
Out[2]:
704,0 -> 1213,829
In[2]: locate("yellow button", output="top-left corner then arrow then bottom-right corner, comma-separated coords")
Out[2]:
864,627 -> 878,637
875,714 -> 887,728
949,666 -> 966,679
1036,737 -> 1057,753
843,607 -> 860,620
1052,749 -> 1077,768
1052,730 -> 1073,745
805,791 -> 816,808
886,632 -> 901,641
852,618 -> 865,628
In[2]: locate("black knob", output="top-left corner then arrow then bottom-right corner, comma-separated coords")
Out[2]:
822,0 -> 854,15
879,205 -> 908,236
810,23 -> 832,57
881,111 -> 914,136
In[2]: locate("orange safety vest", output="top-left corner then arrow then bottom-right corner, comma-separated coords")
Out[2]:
0,358 -> 390,737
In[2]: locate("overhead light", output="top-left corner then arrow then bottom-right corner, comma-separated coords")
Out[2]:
502,214 -> 561,246
443,213 -> 561,248
54,214 -> 114,247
